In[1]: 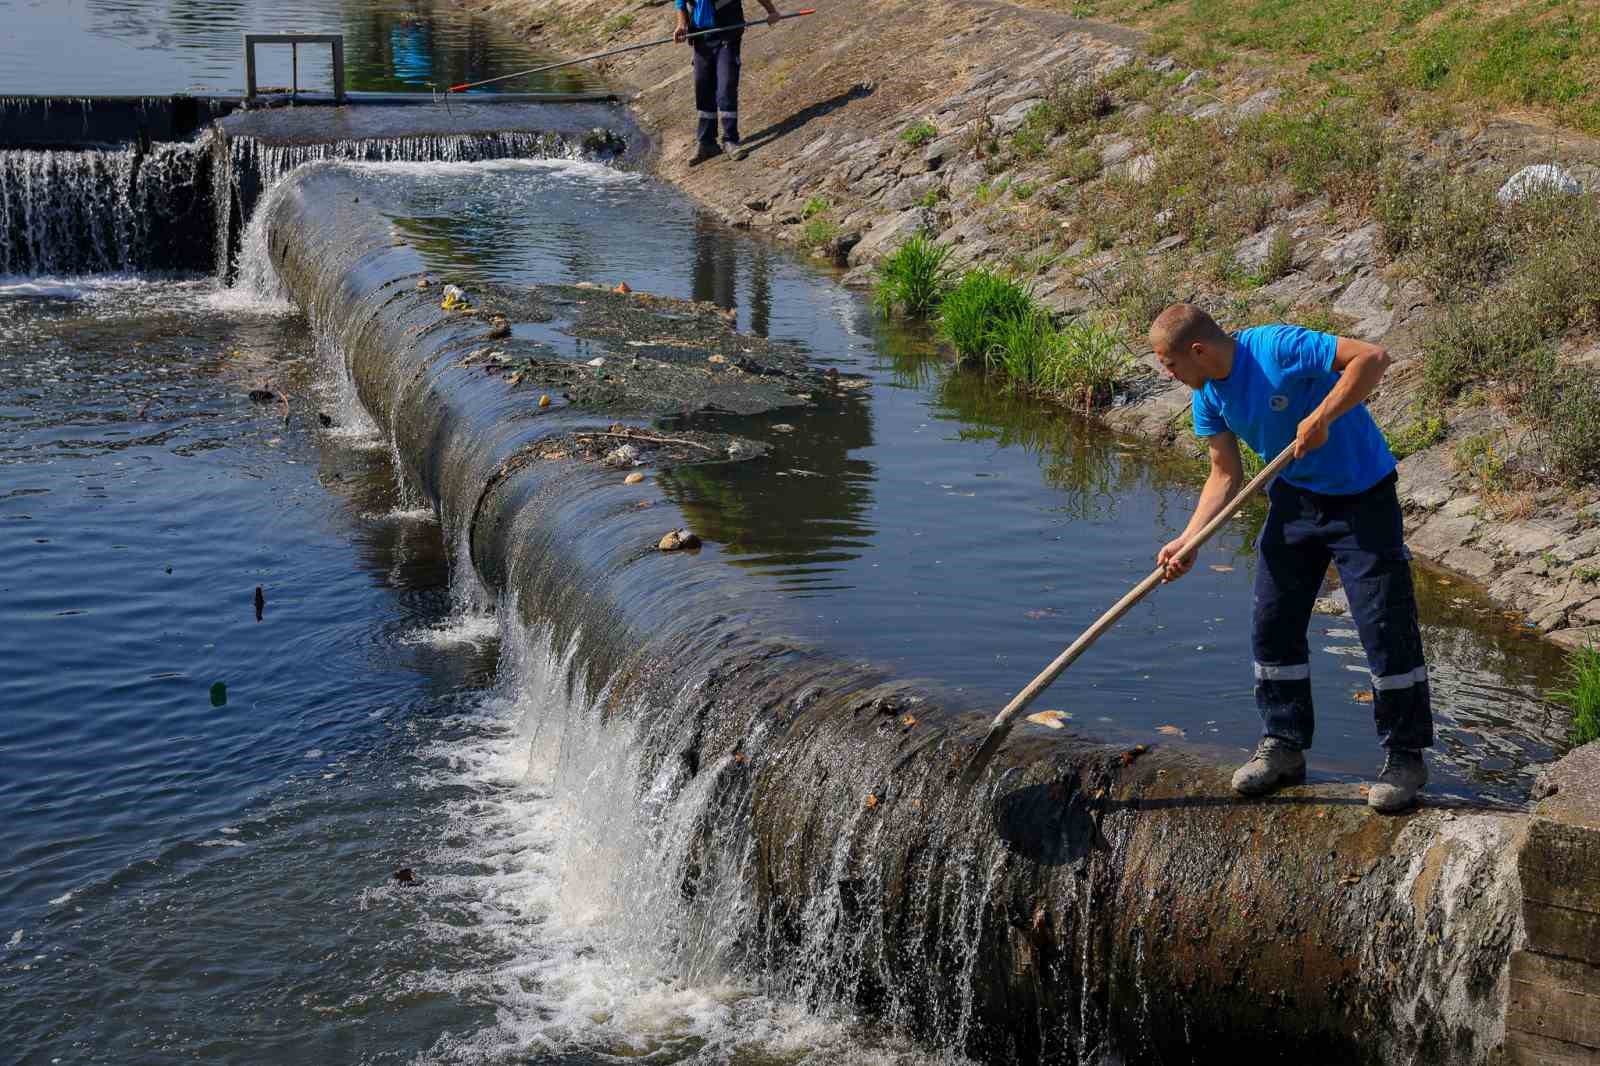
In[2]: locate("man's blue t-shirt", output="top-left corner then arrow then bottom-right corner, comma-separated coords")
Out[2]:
1191,325 -> 1395,496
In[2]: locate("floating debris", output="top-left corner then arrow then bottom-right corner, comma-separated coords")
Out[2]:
624,472 -> 645,485
1026,710 -> 1070,729
254,585 -> 265,622
1156,724 -> 1184,736
393,867 -> 418,886
209,681 -> 227,707
247,388 -> 276,403
614,282 -> 631,294
659,529 -> 701,552
440,284 -> 470,311
539,394 -> 551,407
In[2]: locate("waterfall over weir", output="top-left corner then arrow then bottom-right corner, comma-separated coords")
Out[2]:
0,142 -> 212,275
0,97 -> 629,281
253,159 -> 1538,1066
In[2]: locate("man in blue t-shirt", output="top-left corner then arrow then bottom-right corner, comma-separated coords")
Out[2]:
673,0 -> 781,165
1148,304 -> 1431,812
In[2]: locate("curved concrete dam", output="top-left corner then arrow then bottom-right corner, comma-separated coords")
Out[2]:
257,158 -> 1600,1065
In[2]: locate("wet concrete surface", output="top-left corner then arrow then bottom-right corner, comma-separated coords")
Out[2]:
218,100 -> 629,146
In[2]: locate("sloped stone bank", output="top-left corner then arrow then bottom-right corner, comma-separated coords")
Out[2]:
461,0 -> 1600,651
258,159 -> 1568,1064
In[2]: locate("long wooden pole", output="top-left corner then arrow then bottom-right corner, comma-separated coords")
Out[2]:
959,442 -> 1298,787
447,9 -> 817,93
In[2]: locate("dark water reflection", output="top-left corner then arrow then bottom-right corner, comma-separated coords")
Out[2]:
375,159 -> 1574,804
0,0 -> 603,96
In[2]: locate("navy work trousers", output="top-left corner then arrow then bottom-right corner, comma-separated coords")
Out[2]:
1252,471 -> 1433,751
692,32 -> 742,147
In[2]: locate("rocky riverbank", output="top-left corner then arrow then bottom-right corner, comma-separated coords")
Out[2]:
454,0 -> 1600,652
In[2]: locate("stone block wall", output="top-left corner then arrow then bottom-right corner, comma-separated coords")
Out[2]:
1507,743 -> 1600,1065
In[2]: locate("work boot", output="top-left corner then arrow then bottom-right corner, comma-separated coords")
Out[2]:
688,140 -> 722,166
1231,737 -> 1306,797
1367,749 -> 1427,813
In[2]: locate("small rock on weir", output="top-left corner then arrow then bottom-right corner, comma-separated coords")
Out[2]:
659,529 -> 701,552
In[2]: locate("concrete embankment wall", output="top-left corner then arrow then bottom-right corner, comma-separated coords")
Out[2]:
255,158 -> 1596,1064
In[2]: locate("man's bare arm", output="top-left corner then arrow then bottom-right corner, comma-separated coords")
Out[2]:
1294,336 -> 1391,457
1158,431 -> 1244,581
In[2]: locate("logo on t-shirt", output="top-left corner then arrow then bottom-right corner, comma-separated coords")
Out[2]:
1269,394 -> 1289,411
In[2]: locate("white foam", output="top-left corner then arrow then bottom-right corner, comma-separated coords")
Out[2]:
398,605 -> 974,1066
47,891 -> 72,907
364,505 -> 436,523
400,612 -> 500,651
5,929 -> 20,949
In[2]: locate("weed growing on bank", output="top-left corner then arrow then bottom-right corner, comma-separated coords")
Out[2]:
1552,644 -> 1600,746
874,235 -> 954,317
874,241 -> 1139,409
938,269 -> 1034,361
1390,170 -> 1600,481
984,309 -> 1133,409
1387,411 -> 1447,461
901,120 -> 937,147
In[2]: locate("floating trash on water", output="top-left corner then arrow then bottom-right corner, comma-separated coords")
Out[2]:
586,357 -> 605,367
624,472 -> 645,485
1156,724 -> 1185,736
604,444 -> 641,467
614,282 -> 631,294
1210,564 -> 1233,573
247,388 -> 275,403
658,529 -> 701,552
538,394 -> 551,407
1026,710 -> 1070,729
771,423 -> 795,433
393,867 -> 418,886
440,284 -> 469,311
209,681 -> 227,707
415,276 -> 431,289
254,585 -> 264,622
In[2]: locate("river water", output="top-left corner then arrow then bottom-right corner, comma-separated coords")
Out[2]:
0,0 -> 604,96
0,5 -> 1581,1063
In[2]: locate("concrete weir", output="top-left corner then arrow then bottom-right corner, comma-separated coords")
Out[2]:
262,160 -> 1600,1065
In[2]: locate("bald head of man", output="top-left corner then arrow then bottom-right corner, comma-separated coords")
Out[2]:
1148,304 -> 1233,389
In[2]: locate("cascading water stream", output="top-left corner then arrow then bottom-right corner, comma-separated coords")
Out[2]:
0,141 -> 210,275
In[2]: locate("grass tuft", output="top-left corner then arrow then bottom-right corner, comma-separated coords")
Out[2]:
874,235 -> 954,318
938,269 -> 1034,362
1551,644 -> 1600,747
901,120 -> 937,147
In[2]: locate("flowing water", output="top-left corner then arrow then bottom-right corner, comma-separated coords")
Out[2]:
0,0 -> 604,97
0,2 -> 1582,1058
0,154 -> 1575,1063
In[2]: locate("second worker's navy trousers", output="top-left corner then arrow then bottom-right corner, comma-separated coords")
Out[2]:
1252,471 -> 1433,751
692,33 -> 742,147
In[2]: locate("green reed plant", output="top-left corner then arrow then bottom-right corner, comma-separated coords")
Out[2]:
873,235 -> 954,317
938,269 -> 1033,362
1551,644 -> 1600,746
